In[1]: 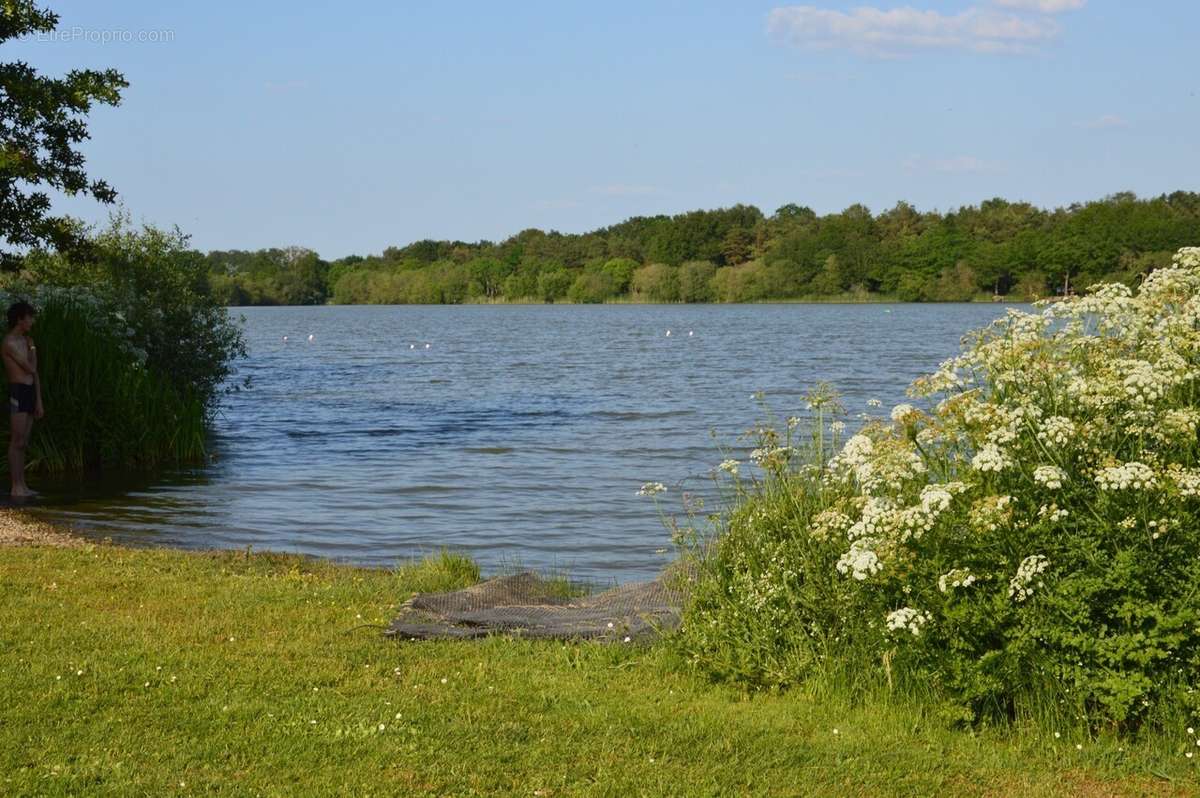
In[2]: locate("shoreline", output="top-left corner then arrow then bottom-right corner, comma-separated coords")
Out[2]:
0,509 -> 86,548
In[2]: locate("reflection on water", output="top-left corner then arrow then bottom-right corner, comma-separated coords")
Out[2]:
29,303 -> 1021,581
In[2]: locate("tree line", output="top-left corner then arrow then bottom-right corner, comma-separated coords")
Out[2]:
204,192 -> 1200,305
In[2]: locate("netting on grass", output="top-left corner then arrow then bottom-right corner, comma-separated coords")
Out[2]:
385,568 -> 687,642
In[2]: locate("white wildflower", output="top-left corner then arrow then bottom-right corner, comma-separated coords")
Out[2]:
836,538 -> 882,581
885,607 -> 930,637
1095,462 -> 1157,492
938,568 -> 977,593
1009,555 -> 1050,602
890,403 -> 918,424
1038,416 -> 1075,448
971,443 -> 1010,474
1033,465 -> 1066,490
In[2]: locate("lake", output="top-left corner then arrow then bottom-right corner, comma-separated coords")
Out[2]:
31,303 -> 1019,583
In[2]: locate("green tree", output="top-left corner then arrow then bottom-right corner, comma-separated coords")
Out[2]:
536,267 -> 572,302
567,271 -> 616,303
600,257 -> 638,294
631,263 -> 679,302
808,254 -> 844,295
1,2 -> 128,268
678,260 -> 716,302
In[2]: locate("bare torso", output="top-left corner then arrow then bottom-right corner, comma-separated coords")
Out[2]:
2,332 -> 34,385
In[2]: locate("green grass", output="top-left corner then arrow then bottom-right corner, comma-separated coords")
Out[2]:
1,542 -> 1197,797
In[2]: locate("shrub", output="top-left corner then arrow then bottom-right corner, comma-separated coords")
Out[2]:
567,271 -> 617,303
18,215 -> 245,414
631,263 -> 679,302
678,247 -> 1200,733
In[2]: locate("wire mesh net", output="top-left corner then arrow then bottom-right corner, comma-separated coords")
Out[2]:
385,566 -> 689,642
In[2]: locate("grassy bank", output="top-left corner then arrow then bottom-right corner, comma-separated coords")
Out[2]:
0,523 -> 1195,796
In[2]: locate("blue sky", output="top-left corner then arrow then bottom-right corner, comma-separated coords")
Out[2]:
9,0 -> 1199,258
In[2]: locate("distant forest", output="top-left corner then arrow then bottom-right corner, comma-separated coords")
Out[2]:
204,192 -> 1200,305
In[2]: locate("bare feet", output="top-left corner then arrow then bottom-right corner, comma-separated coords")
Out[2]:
10,488 -> 37,500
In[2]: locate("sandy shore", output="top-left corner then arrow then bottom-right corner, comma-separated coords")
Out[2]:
0,509 -> 83,547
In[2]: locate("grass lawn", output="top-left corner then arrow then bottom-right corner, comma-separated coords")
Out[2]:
1,531 -> 1197,796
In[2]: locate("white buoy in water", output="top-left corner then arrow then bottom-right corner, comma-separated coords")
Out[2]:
665,329 -> 672,337
282,335 -> 289,342
688,330 -> 694,337
308,334 -> 315,342
424,343 -> 431,349
410,344 -> 415,350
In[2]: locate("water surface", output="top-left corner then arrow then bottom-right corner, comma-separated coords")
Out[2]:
33,303 -> 1017,582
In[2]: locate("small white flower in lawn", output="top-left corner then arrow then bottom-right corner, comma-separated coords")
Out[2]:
310,720 -> 317,725
378,723 -> 386,731
1188,752 -> 1195,759
313,687 -> 319,692
606,622 -> 614,629
832,728 -> 839,735
144,682 -> 150,688
55,675 -> 61,681
1190,727 -> 1195,735
1054,732 -> 1061,739
76,670 -> 83,676
395,712 -> 402,719
228,636 -> 235,642
441,677 -> 448,684
623,636 -> 631,643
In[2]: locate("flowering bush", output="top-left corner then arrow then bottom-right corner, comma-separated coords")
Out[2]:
678,247 -> 1200,732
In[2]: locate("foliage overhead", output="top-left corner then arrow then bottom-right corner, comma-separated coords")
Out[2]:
0,1 -> 127,268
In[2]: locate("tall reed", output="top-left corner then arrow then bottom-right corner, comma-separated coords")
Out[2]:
0,297 -> 207,473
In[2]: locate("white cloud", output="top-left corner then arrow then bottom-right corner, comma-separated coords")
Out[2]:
1078,114 -> 1130,130
994,0 -> 1085,13
903,155 -> 1003,174
767,5 -> 1061,56
589,184 -> 661,196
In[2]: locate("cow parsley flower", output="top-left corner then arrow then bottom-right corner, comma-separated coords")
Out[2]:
637,482 -> 667,497
836,539 -> 882,581
1009,554 -> 1050,602
971,443 -> 1010,473
1095,462 -> 1157,491
1038,416 -> 1075,448
885,607 -> 929,637
1033,465 -> 1066,490
937,568 -> 977,593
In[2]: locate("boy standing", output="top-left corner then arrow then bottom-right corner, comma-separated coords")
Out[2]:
3,301 -> 44,498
